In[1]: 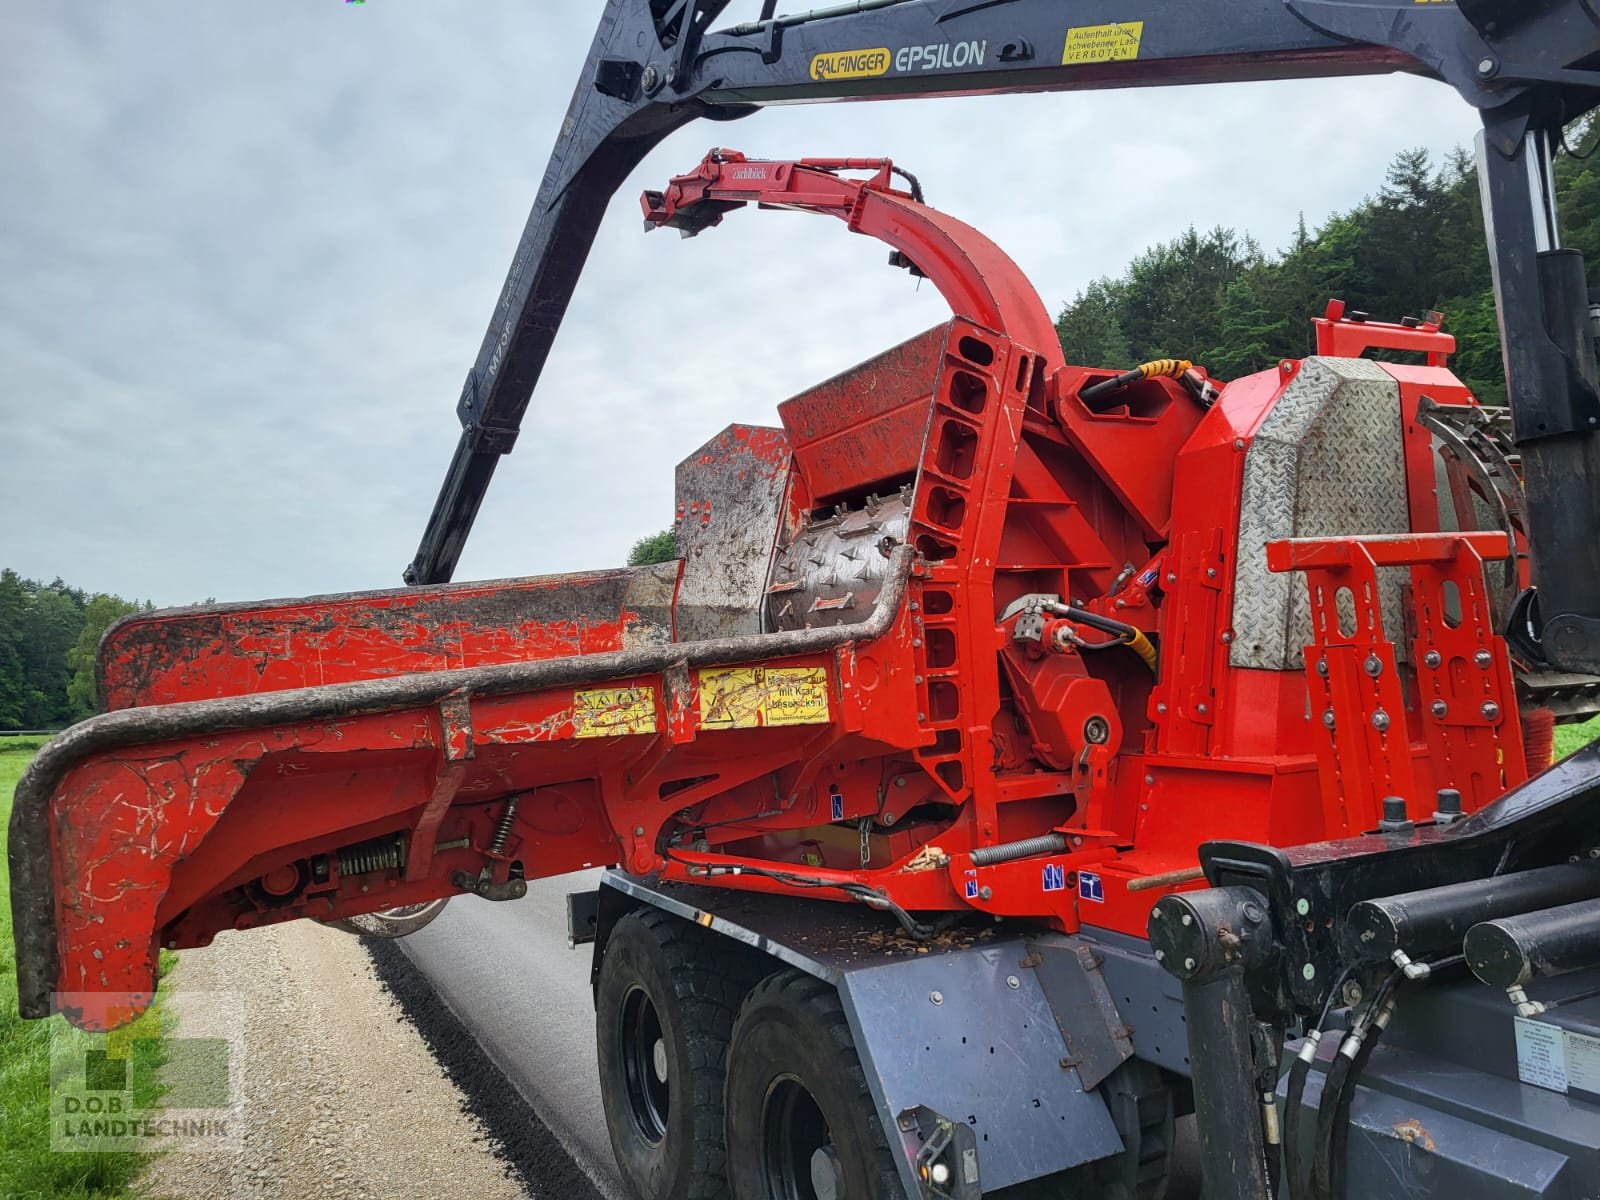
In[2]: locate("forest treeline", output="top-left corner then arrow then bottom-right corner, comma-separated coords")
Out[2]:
1054,129 -> 1600,402
0,570 -> 147,729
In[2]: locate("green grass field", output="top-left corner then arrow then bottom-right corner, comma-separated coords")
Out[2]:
0,736 -> 173,1200
1554,714 -> 1600,761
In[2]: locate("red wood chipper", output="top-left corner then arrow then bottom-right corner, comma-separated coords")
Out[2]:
15,2 -> 1600,1198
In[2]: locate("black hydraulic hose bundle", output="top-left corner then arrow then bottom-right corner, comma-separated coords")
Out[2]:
1282,1036 -> 1316,1195
1283,966 -> 1352,1198
1329,958 -> 1458,1200
672,853 -> 943,939
1306,968 -> 1401,1200
1313,971 -> 1402,1200
1292,956 -> 1461,1200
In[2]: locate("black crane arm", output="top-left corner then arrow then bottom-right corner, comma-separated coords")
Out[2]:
406,0 -> 1600,673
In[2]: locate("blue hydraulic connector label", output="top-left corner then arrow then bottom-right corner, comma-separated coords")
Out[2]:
1042,862 -> 1067,892
830,787 -> 844,821
1079,870 -> 1105,903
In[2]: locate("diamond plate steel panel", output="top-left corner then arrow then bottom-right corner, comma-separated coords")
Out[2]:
1230,358 -> 1408,670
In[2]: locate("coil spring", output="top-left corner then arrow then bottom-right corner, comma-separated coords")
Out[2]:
337,835 -> 406,878
968,832 -> 1068,867
489,795 -> 521,856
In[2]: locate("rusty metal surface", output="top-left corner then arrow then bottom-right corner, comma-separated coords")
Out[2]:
778,324 -> 943,504
1027,933 -> 1137,1092
673,424 -> 792,642
100,564 -> 679,709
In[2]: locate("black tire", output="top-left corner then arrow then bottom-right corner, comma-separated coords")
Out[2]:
724,970 -> 900,1200
320,897 -> 450,939
598,908 -> 759,1200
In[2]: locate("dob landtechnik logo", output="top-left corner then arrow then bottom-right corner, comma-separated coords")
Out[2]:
51,993 -> 244,1154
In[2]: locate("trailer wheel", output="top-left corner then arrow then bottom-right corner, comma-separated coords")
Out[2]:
597,908 -> 754,1200
320,897 -> 450,939
724,970 -> 899,1200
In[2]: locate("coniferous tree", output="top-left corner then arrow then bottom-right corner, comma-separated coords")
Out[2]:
1056,279 -> 1132,367
1055,124 -> 1600,405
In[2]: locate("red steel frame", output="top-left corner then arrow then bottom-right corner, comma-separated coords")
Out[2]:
13,152 -> 1534,1029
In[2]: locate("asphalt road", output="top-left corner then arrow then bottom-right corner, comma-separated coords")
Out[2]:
398,870 -> 629,1199
399,877 -> 1200,1200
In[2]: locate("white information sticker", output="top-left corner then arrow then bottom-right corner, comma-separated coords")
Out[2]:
1514,1017 -> 1569,1093
1567,1029 -> 1600,1096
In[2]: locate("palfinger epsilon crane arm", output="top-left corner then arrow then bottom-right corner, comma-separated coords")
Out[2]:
406,0 -> 1600,673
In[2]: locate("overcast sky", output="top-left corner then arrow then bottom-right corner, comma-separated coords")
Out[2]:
1,2 -> 1486,607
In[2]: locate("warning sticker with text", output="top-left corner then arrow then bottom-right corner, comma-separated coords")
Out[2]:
1513,1017 -> 1600,1097
571,687 -> 658,738
1567,1028 -> 1600,1095
698,666 -> 831,729
1062,21 -> 1144,66
1515,1016 -> 1568,1092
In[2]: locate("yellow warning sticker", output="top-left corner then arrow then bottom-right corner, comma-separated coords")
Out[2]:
763,667 -> 832,726
809,47 -> 891,81
1062,21 -> 1144,66
571,686 -> 657,738
699,666 -> 831,730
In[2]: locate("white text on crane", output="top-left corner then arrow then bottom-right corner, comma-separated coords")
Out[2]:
894,40 -> 987,73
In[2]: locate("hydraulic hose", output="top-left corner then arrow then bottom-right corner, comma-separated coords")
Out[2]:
1255,1026 -> 1285,1200
1308,961 -> 1442,1200
1080,359 -> 1194,405
672,854 -> 939,938
1325,990 -> 1398,1200
1329,958 -> 1459,1199
1053,603 -> 1159,673
1284,966 -> 1351,1198
1308,1022 -> 1373,1197
1123,629 -> 1159,673
1284,1030 -> 1321,1197
1264,1095 -> 1283,1199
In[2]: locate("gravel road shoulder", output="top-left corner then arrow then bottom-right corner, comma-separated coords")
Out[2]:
141,919 -> 526,1200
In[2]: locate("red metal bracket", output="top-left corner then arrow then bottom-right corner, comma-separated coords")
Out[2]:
1267,531 -> 1523,832
1312,299 -> 1455,366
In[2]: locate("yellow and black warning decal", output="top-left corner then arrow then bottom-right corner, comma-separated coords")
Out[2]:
698,666 -> 831,729
571,686 -> 658,737
809,47 -> 892,81
1062,21 -> 1144,66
